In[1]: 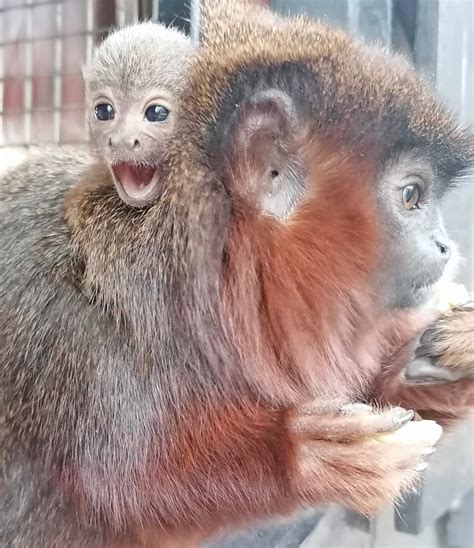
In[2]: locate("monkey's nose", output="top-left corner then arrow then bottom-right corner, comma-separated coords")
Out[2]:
108,137 -> 113,147
133,138 -> 140,150
435,240 -> 451,260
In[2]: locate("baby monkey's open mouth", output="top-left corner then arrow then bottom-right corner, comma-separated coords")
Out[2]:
111,163 -> 161,205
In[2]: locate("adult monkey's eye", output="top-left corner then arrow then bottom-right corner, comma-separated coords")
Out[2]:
94,103 -> 114,121
402,183 -> 421,210
145,105 -> 170,122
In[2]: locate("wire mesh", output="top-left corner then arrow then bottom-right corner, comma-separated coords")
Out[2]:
0,0 -> 136,147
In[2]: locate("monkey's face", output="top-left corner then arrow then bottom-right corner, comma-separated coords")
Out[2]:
211,64 -> 467,320
374,151 -> 457,310
88,87 -> 178,208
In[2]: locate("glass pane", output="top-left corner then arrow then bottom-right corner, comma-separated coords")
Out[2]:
62,35 -> 86,74
3,78 -> 24,113
3,113 -> 25,145
61,2 -> 87,36
31,109 -> 55,143
32,76 -> 54,108
61,73 -> 84,106
3,43 -> 26,78
3,9 -> 28,44
32,39 -> 55,76
60,108 -> 85,143
31,4 -> 57,40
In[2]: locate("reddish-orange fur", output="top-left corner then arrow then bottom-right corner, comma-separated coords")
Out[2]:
223,145 -> 380,402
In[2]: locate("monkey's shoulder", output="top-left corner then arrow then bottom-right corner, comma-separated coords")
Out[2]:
1,146 -> 92,202
0,147 -> 93,299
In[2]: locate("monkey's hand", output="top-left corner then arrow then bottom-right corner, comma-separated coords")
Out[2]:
404,303 -> 474,384
287,402 -> 441,516
376,304 -> 474,427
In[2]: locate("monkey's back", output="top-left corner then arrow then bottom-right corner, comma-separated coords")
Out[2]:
0,147 -> 202,544
1,147 -> 93,366
1,147 -> 93,371
1,147 -> 92,285
0,148 -> 116,545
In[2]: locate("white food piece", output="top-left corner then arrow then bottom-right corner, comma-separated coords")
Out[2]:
430,280 -> 470,313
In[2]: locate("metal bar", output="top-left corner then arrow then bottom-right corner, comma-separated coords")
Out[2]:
152,0 -> 159,21
190,0 -> 200,42
86,0 -> 95,66
53,2 -> 63,143
116,0 -> 139,26
24,0 -> 33,145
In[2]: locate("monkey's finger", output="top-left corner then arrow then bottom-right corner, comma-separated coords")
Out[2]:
291,406 -> 414,442
298,398 -> 361,416
404,358 -> 473,384
339,403 -> 374,415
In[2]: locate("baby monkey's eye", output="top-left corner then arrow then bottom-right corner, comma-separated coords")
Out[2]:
94,103 -> 114,121
402,183 -> 421,210
145,105 -> 170,122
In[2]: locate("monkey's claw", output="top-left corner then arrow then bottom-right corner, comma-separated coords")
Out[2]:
291,402 -> 416,441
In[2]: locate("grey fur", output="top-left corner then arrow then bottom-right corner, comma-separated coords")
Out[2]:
0,23 -> 197,546
0,145 -> 220,545
0,148 -> 111,545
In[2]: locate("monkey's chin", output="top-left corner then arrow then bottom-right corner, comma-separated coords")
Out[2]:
111,163 -> 161,207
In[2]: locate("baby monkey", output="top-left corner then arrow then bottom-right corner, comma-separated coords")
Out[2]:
83,22 -> 194,207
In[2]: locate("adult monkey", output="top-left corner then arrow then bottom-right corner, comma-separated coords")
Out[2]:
199,0 -> 474,427
1,1 -> 473,547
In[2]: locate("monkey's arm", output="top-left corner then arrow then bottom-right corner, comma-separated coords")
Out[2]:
376,305 -> 474,427
135,398 -> 442,544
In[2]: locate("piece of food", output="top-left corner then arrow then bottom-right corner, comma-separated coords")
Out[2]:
430,280 -> 471,313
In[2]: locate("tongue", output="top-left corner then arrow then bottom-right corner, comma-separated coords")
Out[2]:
113,163 -> 158,199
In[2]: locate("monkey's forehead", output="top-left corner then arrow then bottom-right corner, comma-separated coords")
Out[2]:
84,52 -> 193,102
85,68 -> 187,100
93,21 -> 192,57
191,0 -> 473,179
83,22 -> 194,94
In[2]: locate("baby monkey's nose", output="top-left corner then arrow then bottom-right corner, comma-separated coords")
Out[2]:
107,137 -> 141,151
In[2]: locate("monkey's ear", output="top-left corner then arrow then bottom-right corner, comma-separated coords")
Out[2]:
223,89 -> 307,219
231,89 -> 296,155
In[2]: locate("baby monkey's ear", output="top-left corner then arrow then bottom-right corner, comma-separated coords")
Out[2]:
223,88 -> 307,219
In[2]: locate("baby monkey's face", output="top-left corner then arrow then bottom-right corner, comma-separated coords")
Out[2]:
89,87 -> 177,207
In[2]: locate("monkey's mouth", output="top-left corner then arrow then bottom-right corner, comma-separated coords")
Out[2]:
111,163 -> 160,205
